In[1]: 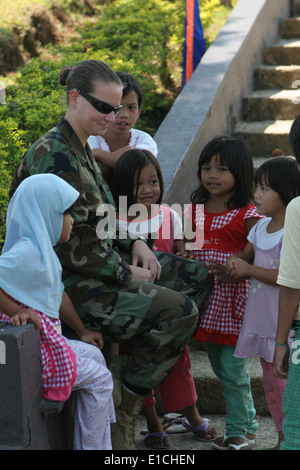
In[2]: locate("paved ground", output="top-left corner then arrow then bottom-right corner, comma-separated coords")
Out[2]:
133,345 -> 280,453
135,413 -> 279,452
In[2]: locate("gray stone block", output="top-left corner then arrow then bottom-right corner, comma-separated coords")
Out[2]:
0,322 -> 59,449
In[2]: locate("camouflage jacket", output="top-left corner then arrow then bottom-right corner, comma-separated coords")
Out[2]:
10,118 -> 132,286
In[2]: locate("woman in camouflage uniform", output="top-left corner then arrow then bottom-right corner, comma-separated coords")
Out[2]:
9,60 -> 213,449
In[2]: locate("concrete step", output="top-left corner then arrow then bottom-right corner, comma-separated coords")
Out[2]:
279,17 -> 300,38
242,89 -> 300,121
234,119 -> 293,158
263,38 -> 300,65
255,64 -> 300,89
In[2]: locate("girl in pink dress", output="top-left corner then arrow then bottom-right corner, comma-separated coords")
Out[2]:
227,157 -> 300,449
112,148 -> 218,449
186,136 -> 262,450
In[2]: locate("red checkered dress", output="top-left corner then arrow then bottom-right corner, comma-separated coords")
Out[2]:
0,301 -> 77,401
188,203 -> 261,346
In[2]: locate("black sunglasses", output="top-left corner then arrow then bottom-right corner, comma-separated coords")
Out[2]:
69,88 -> 122,115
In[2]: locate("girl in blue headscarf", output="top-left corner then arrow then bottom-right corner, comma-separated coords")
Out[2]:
0,174 -> 115,450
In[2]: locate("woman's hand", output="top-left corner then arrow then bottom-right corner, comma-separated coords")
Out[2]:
131,240 -> 161,281
10,308 -> 42,330
130,265 -> 155,283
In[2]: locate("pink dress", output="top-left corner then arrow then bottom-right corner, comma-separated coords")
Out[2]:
234,217 -> 284,362
233,217 -> 288,433
0,299 -> 77,401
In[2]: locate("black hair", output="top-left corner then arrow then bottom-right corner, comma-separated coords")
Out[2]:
117,72 -> 143,109
254,156 -> 300,206
64,203 -> 76,215
59,60 -> 122,98
112,149 -> 163,208
289,114 -> 300,165
191,136 -> 254,208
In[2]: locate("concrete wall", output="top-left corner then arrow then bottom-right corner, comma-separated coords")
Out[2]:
0,323 -> 72,450
154,0 -> 291,206
0,323 -> 49,449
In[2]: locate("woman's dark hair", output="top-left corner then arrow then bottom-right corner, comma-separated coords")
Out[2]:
117,72 -> 143,109
255,156 -> 300,206
113,149 -> 164,208
59,60 -> 122,97
191,136 -> 254,209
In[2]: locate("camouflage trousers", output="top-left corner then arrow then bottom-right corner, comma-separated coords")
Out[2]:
64,252 -> 213,391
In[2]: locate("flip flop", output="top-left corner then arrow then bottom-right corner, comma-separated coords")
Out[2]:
213,435 -> 231,450
228,442 -> 252,450
182,416 -> 217,442
144,431 -> 170,449
162,413 -> 188,433
140,413 -> 188,434
213,435 -> 254,450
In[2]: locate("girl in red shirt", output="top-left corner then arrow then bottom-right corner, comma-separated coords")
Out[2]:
185,136 -> 262,450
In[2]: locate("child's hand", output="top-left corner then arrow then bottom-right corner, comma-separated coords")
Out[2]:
80,329 -> 104,350
10,308 -> 41,330
175,249 -> 195,259
273,343 -> 290,379
207,259 -> 234,283
225,255 -> 238,274
231,258 -> 250,280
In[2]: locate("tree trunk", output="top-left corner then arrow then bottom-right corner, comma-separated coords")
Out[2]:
219,0 -> 232,7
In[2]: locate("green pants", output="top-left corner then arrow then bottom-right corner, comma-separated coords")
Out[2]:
281,326 -> 300,450
206,342 -> 258,438
65,252 -> 213,391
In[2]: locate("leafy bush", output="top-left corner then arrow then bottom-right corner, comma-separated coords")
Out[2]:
0,0 -> 234,249
0,118 -> 27,244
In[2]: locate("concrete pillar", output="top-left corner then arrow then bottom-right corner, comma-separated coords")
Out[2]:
0,323 -> 50,449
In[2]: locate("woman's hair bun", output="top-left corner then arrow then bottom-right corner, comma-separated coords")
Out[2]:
59,65 -> 72,86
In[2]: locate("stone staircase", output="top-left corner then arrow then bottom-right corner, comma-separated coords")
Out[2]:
234,5 -> 300,165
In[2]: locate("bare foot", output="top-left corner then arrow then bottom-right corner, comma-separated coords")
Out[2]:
145,432 -> 170,449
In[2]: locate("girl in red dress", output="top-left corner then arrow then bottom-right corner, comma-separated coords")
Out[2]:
185,136 -> 262,450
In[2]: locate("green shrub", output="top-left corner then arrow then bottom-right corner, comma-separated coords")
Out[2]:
0,118 -> 27,244
0,0 -> 234,249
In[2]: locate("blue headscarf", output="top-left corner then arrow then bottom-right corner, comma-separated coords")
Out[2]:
0,174 -> 79,319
